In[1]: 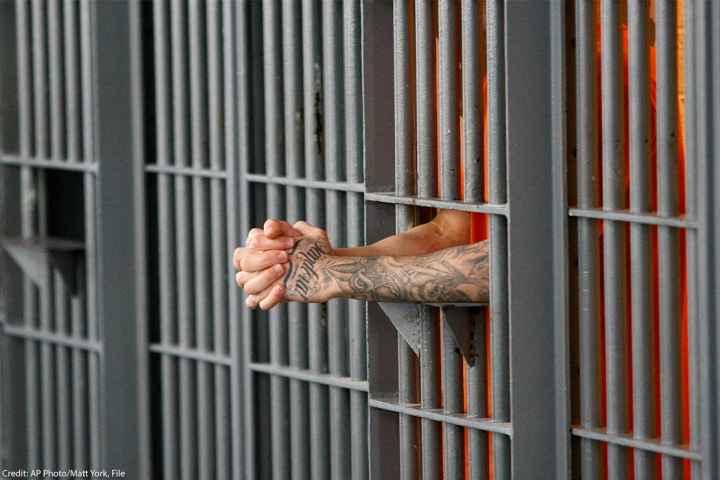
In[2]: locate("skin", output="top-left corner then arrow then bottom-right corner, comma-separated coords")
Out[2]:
233,210 -> 490,310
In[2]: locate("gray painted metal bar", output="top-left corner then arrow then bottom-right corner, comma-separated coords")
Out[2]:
79,0 -> 100,467
683,1 -> 702,478
343,2 -> 368,479
321,2 -> 351,479
262,2 -> 291,478
366,192 -> 507,215
48,0 -> 65,161
207,1 -> 231,477
438,0 -> 459,201
568,207 -> 695,228
486,0 -> 509,478
574,1 -> 601,478
438,3 -> 463,476
16,2 -> 39,462
281,1 -> 310,478
64,0 -> 81,163
188,3 -> 214,478
95,0 -> 145,475
461,0 -> 483,205
442,312 -> 464,479
250,363 -> 368,392
656,1 -> 682,478
369,399 -> 512,436
244,173 -> 364,192
505,1 -> 567,478
235,1 -> 254,478
415,0 -> 436,198
572,427 -> 702,461
53,270 -> 71,468
32,0 -> 48,158
392,1 -> 417,478
419,306 -> 440,480
170,0 -> 198,477
152,0 -> 180,476
0,155 -> 98,172
628,2 -> 656,478
70,262 -> 88,468
600,1 -> 629,477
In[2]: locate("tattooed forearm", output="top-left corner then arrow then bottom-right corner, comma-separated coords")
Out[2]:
282,238 -> 489,303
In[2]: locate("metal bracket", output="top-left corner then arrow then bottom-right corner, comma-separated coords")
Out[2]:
1,236 -> 84,294
378,302 -> 487,362
377,302 -> 424,355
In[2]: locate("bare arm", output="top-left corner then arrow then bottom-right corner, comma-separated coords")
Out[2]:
283,236 -> 489,304
333,209 -> 470,257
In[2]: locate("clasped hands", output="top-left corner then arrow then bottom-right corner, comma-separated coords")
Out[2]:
233,219 -> 338,310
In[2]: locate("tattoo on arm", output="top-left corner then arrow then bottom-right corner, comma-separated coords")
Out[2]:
283,238 -> 489,303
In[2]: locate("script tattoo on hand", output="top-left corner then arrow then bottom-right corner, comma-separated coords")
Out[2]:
283,237 -> 334,302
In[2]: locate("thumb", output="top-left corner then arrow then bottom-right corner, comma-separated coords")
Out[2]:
264,219 -> 303,239
292,220 -> 326,239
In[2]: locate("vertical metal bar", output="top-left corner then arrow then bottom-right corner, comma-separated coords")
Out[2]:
415,0 -> 436,198
682,1 -> 701,478
438,2 -> 463,476
48,0 -> 65,160
628,2 -> 656,478
79,0 -> 100,466
393,0 -> 417,478
152,0 -> 179,477
234,1 -> 253,478
420,307 -> 440,480
189,2 -> 214,478
574,1 -> 601,478
262,2 -> 291,478
15,0 -> 40,468
322,2 -> 350,479
656,1 -> 682,478
344,1 -> 367,478
31,0 -> 48,159
442,311 -> 464,479
38,178 -> 56,469
601,1 -> 630,477
54,270 -> 71,468
461,0 -> 483,204
207,1 -> 230,477
64,0 -> 81,163
438,0 -> 459,201
505,1 -> 564,477
95,0 -> 144,474
487,0 -> 509,477
281,1 -> 310,478
301,1 -> 330,478
71,262 -> 88,468
170,0 -> 198,477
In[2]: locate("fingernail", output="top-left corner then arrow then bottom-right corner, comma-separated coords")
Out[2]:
285,238 -> 295,247
275,264 -> 283,273
279,251 -> 288,261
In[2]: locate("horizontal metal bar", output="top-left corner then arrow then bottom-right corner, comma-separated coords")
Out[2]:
569,207 -> 696,228
3,324 -> 102,352
572,427 -> 702,461
146,164 -> 227,179
1,155 -> 98,172
245,173 -> 365,193
249,363 -> 369,393
149,343 -> 232,367
365,192 -> 508,216
369,398 -> 513,436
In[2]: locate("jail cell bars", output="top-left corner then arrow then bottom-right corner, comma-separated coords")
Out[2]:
237,1 -> 369,480
365,0 -> 511,478
568,1 -> 701,479
0,0 -> 102,471
146,0 -> 240,479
